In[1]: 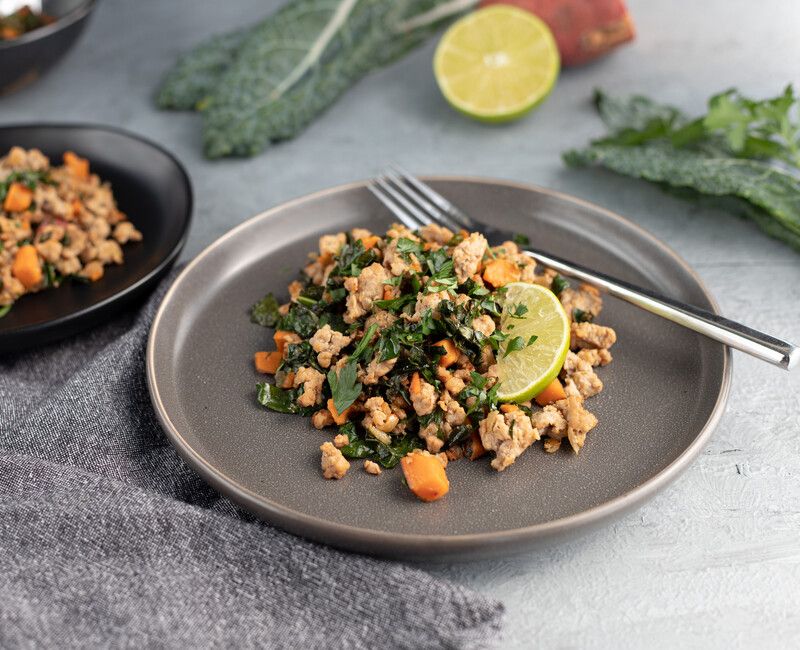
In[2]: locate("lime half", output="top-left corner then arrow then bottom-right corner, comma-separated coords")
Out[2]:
433,5 -> 560,123
495,282 -> 570,402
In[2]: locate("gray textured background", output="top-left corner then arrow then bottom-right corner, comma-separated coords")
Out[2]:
4,0 -> 799,647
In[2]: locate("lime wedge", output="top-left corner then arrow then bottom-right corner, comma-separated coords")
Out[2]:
495,282 -> 570,402
433,5 -> 560,123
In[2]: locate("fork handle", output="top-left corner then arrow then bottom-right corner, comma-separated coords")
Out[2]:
524,249 -> 798,370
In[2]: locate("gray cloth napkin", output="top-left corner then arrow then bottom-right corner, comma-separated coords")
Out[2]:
0,271 -> 504,649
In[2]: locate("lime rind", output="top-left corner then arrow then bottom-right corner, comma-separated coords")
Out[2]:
495,282 -> 570,402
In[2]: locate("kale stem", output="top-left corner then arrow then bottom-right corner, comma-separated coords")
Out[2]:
396,0 -> 479,33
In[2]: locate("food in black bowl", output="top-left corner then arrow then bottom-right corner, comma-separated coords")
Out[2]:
0,0 -> 96,95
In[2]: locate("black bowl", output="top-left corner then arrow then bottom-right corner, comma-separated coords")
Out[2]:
0,124 -> 193,352
0,0 -> 96,95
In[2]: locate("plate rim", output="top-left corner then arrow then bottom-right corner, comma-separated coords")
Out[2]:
147,176 -> 732,557
0,122 -> 194,342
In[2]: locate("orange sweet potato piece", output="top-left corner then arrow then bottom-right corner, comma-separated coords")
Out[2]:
3,183 -> 33,212
273,330 -> 296,355
401,451 -> 450,502
254,351 -> 282,374
409,371 -> 422,396
479,0 -> 635,66
63,151 -> 90,180
535,377 -> 567,406
434,339 -> 459,368
327,398 -> 354,425
359,235 -> 381,250
499,403 -> 520,413
281,371 -> 295,389
11,244 -> 42,289
466,430 -> 487,461
482,258 -> 521,288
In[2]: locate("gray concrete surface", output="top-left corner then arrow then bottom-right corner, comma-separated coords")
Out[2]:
4,0 -> 799,646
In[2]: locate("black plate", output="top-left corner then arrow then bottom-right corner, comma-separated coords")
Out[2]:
0,0 -> 96,95
0,124 -> 192,352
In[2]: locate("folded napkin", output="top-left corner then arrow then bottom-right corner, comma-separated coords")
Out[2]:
0,271 -> 504,649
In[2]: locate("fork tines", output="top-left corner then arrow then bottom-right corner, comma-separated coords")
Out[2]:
368,166 -> 473,234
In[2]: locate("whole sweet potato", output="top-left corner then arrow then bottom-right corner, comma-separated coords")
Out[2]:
479,0 -> 635,66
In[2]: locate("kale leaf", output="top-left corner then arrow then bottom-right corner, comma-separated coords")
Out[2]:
256,383 -> 314,415
567,87 -> 800,252
250,292 -> 281,327
566,142 -> 800,251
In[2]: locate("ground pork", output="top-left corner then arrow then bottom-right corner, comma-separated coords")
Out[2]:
471,314 -> 496,338
294,367 -> 325,407
364,309 -> 397,331
411,290 -> 449,322
309,324 -> 352,369
561,351 -> 603,399
332,433 -> 349,448
383,238 -> 421,276
439,391 -> 467,429
361,355 -> 397,385
303,257 -> 333,286
343,262 -> 389,322
312,409 -> 335,429
555,395 -> 598,454
531,405 -> 567,440
478,410 -> 540,471
319,233 -> 346,258
113,221 -> 142,245
444,374 -> 466,395
419,223 -> 454,245
364,460 -> 382,475
410,377 -> 437,416
418,422 -> 444,453
362,396 -> 400,436
571,321 -> 617,350
491,410 -> 540,471
560,284 -> 603,321
320,442 -> 350,479
452,233 -> 487,283
577,348 -> 613,367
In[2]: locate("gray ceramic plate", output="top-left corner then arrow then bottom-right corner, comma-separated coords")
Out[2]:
147,177 -> 731,561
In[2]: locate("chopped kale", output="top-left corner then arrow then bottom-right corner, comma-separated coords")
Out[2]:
551,274 -> 570,296
250,293 -> 281,327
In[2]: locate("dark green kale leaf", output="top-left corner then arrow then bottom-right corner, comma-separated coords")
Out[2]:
565,143 -> 800,250
374,293 -> 416,312
550,274 -> 569,296
256,383 -> 314,415
573,309 -> 593,323
156,30 -> 248,110
199,0 -> 467,158
338,424 -> 423,468
250,292 -> 281,327
277,303 -> 319,338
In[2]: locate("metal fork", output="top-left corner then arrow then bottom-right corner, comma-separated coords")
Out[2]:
367,166 -> 798,370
